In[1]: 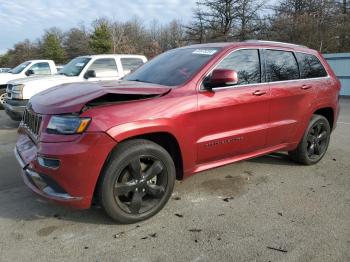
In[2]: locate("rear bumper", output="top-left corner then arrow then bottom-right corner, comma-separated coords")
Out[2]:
14,130 -> 116,209
4,99 -> 27,121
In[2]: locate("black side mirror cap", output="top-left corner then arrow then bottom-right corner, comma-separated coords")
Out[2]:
25,69 -> 35,76
84,70 -> 96,79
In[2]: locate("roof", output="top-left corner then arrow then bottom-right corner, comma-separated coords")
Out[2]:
27,59 -> 54,63
184,40 -> 312,53
80,54 -> 146,59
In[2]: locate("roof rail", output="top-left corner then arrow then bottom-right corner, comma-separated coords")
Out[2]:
244,40 -> 308,48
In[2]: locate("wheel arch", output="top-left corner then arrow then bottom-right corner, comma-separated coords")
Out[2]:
92,130 -> 184,205
121,132 -> 184,181
313,107 -> 334,130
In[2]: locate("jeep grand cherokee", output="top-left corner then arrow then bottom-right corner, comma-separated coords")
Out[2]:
14,41 -> 340,223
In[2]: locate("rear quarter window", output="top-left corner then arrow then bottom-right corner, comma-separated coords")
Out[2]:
296,52 -> 328,78
265,50 -> 299,82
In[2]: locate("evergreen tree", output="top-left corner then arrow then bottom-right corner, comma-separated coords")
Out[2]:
89,19 -> 112,54
42,33 -> 65,63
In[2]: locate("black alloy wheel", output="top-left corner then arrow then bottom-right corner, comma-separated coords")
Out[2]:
114,156 -> 167,215
99,139 -> 176,223
306,121 -> 328,159
289,114 -> 331,165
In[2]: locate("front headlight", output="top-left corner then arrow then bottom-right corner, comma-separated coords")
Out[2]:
47,116 -> 91,135
11,84 -> 24,99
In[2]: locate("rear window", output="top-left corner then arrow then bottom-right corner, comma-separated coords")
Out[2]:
265,50 -> 299,82
296,53 -> 327,78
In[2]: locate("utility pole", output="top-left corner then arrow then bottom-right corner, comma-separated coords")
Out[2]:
343,0 -> 347,14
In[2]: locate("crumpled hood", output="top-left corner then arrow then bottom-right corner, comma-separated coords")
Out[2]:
30,80 -> 171,114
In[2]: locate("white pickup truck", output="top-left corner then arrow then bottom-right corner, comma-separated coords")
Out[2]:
0,60 -> 57,109
4,54 -> 147,120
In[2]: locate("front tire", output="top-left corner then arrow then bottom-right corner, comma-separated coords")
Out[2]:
289,114 -> 331,165
0,89 -> 6,110
98,139 -> 176,223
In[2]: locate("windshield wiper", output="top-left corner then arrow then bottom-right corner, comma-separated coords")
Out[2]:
129,79 -> 153,84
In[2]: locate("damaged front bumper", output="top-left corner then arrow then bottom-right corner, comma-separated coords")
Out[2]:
14,130 -> 117,209
14,147 -> 83,203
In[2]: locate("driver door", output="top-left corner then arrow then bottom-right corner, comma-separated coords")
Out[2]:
196,49 -> 270,164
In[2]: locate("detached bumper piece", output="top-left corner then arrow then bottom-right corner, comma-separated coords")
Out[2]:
14,148 -> 81,202
24,169 -> 81,201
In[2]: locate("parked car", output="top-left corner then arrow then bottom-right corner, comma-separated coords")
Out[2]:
14,41 -> 340,223
0,68 -> 11,73
4,54 -> 147,120
0,60 -> 57,109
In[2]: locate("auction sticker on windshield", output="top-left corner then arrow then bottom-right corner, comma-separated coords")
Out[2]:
192,49 -> 218,55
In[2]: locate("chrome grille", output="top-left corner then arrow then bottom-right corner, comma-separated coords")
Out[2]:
22,108 -> 42,137
7,84 -> 13,91
6,84 -> 13,98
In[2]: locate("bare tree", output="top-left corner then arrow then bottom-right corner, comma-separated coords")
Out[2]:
185,4 -> 208,43
235,0 -> 266,40
184,0 -> 266,43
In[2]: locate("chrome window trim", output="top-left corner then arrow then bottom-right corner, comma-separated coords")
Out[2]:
198,47 -> 330,92
198,47 -> 263,92
294,51 -> 329,79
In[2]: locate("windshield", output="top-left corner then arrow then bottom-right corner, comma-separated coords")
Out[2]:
124,47 -> 221,86
9,61 -> 31,74
58,57 -> 91,77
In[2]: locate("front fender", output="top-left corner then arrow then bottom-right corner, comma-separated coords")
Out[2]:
106,119 -> 179,142
106,119 -> 196,177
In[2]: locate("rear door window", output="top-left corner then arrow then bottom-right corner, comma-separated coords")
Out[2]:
296,53 -> 327,78
265,50 -> 299,82
215,49 -> 261,85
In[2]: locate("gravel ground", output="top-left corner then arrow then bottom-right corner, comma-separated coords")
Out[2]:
0,99 -> 349,262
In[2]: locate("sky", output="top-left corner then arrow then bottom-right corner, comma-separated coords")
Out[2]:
0,0 -> 277,55
0,0 -> 197,54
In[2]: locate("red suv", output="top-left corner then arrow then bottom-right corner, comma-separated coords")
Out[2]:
15,41 -> 340,223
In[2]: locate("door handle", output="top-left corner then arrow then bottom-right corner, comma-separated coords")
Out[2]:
252,90 -> 267,96
301,85 -> 312,90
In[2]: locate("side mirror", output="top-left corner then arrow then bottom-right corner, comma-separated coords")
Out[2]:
25,69 -> 35,76
84,70 -> 96,79
204,69 -> 238,90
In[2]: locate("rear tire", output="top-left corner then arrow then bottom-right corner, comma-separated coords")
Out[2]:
98,139 -> 176,223
288,114 -> 331,165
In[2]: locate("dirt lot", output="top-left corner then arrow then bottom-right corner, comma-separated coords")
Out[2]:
0,100 -> 349,262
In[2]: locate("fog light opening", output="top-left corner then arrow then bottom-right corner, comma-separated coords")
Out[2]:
37,156 -> 60,169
